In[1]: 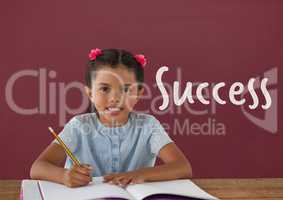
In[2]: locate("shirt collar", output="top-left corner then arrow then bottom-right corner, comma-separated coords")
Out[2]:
93,112 -> 133,137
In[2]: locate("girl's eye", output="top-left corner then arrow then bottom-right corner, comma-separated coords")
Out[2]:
123,87 -> 131,93
100,87 -> 109,93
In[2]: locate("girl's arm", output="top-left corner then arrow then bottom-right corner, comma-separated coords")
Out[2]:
103,143 -> 192,185
30,143 -> 92,187
30,143 -> 68,183
139,142 -> 193,181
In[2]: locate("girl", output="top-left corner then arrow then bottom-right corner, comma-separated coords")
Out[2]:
30,48 -> 192,188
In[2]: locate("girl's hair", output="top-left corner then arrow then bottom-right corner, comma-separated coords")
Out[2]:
84,48 -> 145,113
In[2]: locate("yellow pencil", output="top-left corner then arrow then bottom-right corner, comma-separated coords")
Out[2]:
48,127 -> 81,166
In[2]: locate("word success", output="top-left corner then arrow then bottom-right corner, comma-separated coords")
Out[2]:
156,66 -> 272,110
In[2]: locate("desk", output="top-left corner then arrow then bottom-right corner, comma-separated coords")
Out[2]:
1,179 -> 283,200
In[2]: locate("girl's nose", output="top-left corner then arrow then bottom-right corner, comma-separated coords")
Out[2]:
109,90 -> 122,103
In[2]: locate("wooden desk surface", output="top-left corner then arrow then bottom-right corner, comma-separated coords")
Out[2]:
0,178 -> 283,200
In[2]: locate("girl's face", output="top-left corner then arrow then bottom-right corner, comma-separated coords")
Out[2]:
85,65 -> 144,127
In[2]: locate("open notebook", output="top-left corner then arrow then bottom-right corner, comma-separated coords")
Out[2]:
37,177 -> 218,200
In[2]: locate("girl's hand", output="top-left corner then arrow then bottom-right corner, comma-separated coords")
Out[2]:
103,171 -> 146,187
63,164 -> 93,188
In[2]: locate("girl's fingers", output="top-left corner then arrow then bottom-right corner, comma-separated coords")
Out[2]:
105,175 -> 121,184
73,165 -> 92,176
103,174 -> 115,182
82,164 -> 92,169
110,178 -> 121,185
131,177 -> 144,184
120,177 -> 132,187
111,176 -> 131,187
66,175 -> 90,188
103,173 -> 131,186
71,178 -> 88,187
72,171 -> 92,183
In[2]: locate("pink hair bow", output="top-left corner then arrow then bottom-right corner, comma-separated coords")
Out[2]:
89,48 -> 102,61
134,54 -> 147,68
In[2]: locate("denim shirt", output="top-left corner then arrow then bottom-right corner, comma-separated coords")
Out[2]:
53,112 -> 173,177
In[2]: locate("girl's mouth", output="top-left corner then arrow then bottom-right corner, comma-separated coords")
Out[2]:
105,107 -> 123,115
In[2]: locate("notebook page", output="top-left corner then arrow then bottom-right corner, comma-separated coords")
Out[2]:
22,180 -> 42,200
39,177 -> 133,200
126,179 -> 218,200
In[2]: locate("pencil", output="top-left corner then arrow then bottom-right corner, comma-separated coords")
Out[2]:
48,126 -> 81,166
